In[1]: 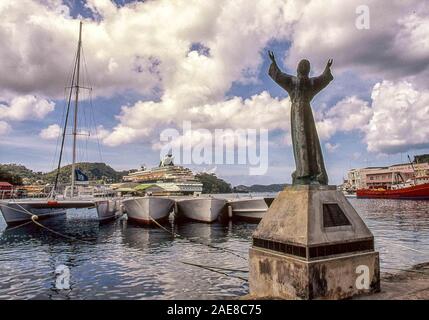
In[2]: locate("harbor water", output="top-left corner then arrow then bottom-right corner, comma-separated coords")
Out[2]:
0,197 -> 428,299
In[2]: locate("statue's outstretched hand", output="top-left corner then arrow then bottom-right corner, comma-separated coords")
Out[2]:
326,58 -> 333,68
268,50 -> 276,64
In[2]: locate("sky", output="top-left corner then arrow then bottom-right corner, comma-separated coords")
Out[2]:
0,0 -> 428,186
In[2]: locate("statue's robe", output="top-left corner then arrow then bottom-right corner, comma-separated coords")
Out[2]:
269,62 -> 333,185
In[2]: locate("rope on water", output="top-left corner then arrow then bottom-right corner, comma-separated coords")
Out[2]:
4,220 -> 34,232
376,238 -> 426,255
180,261 -> 248,282
131,199 -> 247,261
147,214 -> 247,261
30,215 -> 92,244
1,202 -> 92,244
180,261 -> 248,273
382,266 -> 429,275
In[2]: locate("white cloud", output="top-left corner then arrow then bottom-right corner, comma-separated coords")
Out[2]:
0,0 -> 301,149
103,91 -> 291,147
318,81 -> 429,154
1,0 -> 428,161
325,142 -> 340,153
285,0 -> 429,84
365,81 -> 429,154
0,95 -> 55,121
0,121 -> 11,135
0,0 -> 299,99
313,96 -> 372,141
39,124 -> 61,139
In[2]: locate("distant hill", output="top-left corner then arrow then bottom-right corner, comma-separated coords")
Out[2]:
0,162 -> 127,185
415,154 -> 429,164
195,173 -> 232,194
1,162 -> 288,193
233,183 -> 289,193
0,164 -> 42,185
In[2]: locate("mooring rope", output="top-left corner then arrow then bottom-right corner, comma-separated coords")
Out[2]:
148,212 -> 247,261
131,198 -> 248,261
30,215 -> 92,244
376,238 -> 426,255
180,261 -> 248,282
0,203 -> 35,217
3,220 -> 34,232
180,260 -> 248,273
0,202 -> 92,244
382,266 -> 429,275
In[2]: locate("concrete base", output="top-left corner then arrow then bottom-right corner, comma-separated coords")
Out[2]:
249,185 -> 381,300
249,247 -> 380,299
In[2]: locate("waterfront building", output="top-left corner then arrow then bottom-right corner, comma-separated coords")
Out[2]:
0,182 -> 13,199
345,155 -> 429,190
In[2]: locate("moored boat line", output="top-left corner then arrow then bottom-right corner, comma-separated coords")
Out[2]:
175,197 -> 227,223
0,194 -> 276,226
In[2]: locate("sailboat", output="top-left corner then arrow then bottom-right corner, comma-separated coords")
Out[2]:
0,22 -> 119,226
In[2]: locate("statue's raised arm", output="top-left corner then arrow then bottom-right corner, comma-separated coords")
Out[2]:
268,51 -> 294,94
311,58 -> 334,95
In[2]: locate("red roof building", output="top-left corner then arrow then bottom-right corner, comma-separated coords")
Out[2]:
0,182 -> 13,190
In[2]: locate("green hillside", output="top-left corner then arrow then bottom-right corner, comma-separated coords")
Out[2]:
195,173 -> 232,194
233,183 -> 288,193
0,162 -> 127,184
44,162 -> 127,184
0,164 -> 42,185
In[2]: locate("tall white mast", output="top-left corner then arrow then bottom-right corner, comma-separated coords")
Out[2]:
71,21 -> 83,198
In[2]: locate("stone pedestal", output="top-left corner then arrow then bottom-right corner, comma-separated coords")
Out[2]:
249,185 -> 380,300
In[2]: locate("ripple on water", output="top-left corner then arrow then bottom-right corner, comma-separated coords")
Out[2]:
0,199 -> 428,299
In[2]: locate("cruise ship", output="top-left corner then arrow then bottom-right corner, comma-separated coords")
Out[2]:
123,154 -> 203,196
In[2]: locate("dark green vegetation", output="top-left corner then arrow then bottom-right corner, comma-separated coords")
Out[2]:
195,173 -> 232,194
43,162 -> 127,183
0,163 -> 127,184
233,183 -> 288,193
415,154 -> 429,164
0,165 -> 27,185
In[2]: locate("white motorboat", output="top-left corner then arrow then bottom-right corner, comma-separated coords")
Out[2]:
228,197 -> 273,222
175,197 -> 226,223
122,196 -> 174,224
95,199 -> 123,222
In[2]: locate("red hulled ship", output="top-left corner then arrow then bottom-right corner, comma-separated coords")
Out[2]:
357,179 -> 429,200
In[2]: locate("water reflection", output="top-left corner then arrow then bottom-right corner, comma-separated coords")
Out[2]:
349,198 -> 429,270
0,198 -> 427,299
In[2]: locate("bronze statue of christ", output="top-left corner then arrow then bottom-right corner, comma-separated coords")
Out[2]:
268,51 -> 333,185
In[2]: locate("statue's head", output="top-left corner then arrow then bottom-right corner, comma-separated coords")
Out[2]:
297,59 -> 310,77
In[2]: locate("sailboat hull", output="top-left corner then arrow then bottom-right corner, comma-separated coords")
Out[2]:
0,202 -> 66,226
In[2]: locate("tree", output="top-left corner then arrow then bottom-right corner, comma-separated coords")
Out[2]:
195,173 -> 232,194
